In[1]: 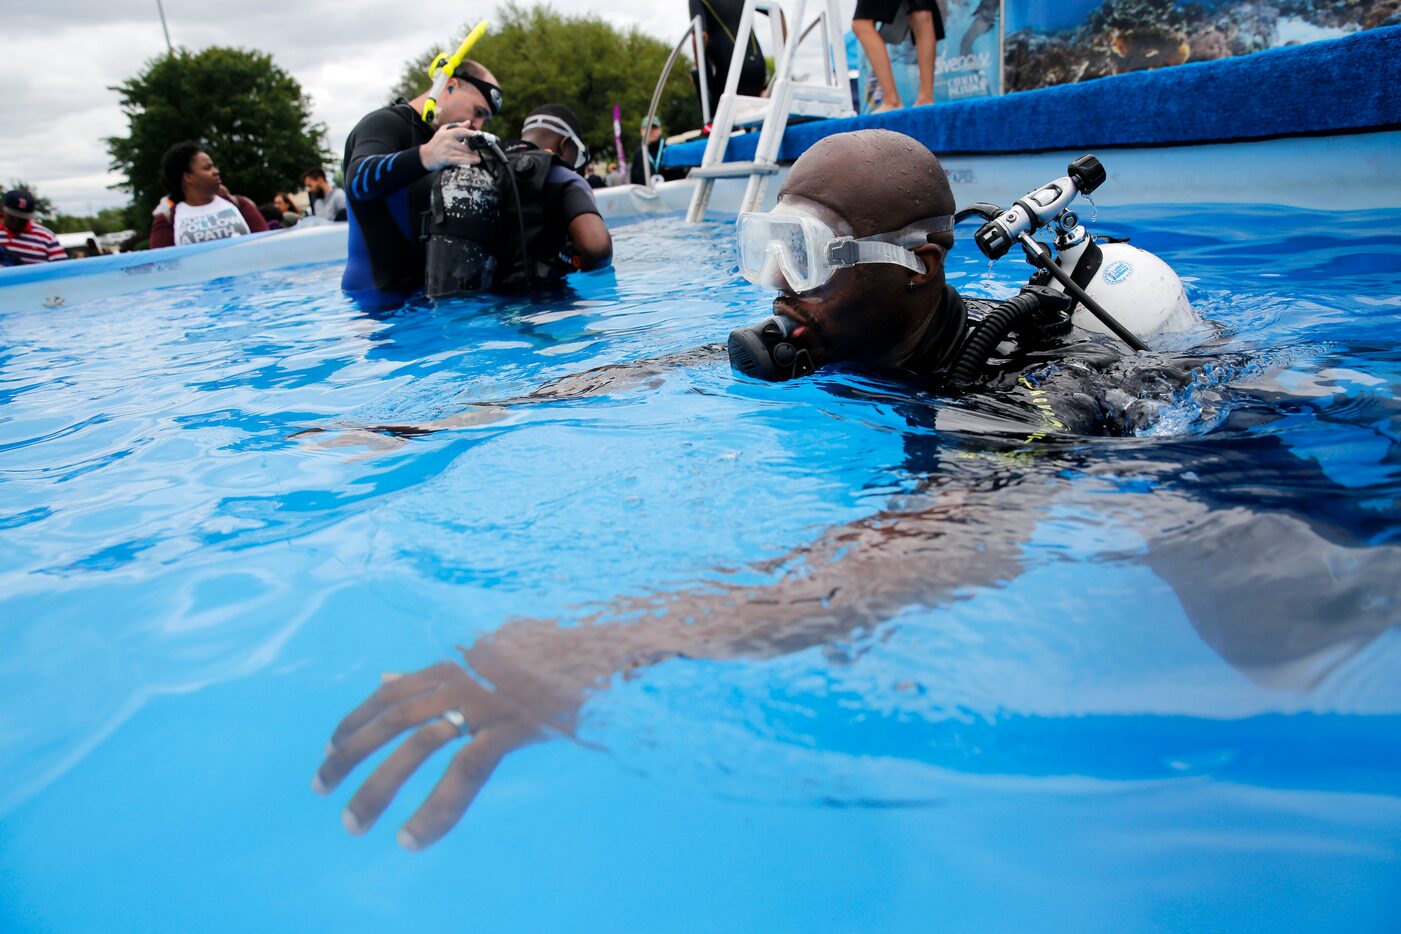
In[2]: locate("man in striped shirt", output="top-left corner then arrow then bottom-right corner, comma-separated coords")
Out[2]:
2,189 -> 66,265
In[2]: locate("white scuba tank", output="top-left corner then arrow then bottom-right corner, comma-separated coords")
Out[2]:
1053,238 -> 1199,338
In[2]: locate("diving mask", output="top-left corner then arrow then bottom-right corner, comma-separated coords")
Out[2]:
521,114 -> 590,171
736,205 -> 953,294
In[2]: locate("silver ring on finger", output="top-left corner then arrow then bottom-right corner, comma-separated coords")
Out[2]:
440,708 -> 469,737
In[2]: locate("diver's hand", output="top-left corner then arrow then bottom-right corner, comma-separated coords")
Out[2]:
419,122 -> 483,171
314,644 -> 583,850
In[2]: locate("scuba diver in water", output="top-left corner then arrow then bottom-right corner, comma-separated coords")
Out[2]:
341,57 -> 503,304
424,104 -> 612,298
312,130 -> 1399,850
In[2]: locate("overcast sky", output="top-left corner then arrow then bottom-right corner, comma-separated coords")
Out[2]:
5,0 -> 796,215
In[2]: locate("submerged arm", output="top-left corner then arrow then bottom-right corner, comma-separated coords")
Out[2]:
315,469 -> 1044,847
294,344 -> 724,447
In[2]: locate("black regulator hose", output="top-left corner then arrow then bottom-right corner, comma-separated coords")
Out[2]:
945,289 -> 1045,390
471,134 -> 535,294
1017,232 -> 1148,352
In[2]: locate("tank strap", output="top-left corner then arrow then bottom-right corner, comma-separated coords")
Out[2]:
1065,238 -> 1104,314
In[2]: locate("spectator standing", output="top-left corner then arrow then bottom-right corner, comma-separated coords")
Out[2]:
853,0 -> 944,111
303,167 -> 347,222
149,142 -> 267,248
630,117 -> 688,185
0,189 -> 66,265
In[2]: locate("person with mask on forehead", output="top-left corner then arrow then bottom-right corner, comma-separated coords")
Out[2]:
340,58 -> 504,305
492,105 -> 612,292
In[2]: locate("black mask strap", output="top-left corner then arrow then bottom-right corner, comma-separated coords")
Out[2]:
455,74 -> 503,116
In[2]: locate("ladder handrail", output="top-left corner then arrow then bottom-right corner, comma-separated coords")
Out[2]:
641,15 -> 707,189
766,14 -> 829,94
686,0 -> 854,222
641,4 -> 788,190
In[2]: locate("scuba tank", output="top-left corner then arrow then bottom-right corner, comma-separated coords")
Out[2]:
1051,233 -> 1197,339
936,155 -> 1200,389
966,154 -> 1199,347
421,136 -> 579,298
423,160 -> 500,299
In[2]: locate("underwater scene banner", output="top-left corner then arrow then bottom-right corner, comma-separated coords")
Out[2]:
935,0 -> 1004,101
1001,0 -> 1393,92
847,0 -> 1004,113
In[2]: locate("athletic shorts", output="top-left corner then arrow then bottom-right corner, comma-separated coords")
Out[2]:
853,0 -> 945,39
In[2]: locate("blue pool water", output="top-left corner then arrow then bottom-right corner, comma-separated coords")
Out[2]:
1,205 -> 1399,931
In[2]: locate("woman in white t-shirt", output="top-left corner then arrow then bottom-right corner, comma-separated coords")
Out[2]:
149,141 -> 268,248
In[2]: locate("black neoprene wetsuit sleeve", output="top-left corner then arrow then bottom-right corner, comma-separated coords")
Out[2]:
556,177 -> 601,223
345,107 -> 430,203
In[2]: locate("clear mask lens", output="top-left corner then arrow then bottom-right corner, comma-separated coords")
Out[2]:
737,213 -> 828,291
737,208 -> 948,293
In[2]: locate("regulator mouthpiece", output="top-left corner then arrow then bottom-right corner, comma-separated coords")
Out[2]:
728,315 -> 814,382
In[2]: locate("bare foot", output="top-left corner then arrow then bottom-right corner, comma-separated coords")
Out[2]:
914,95 -> 934,107
873,101 -> 903,113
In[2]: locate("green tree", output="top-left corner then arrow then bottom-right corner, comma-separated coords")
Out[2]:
392,2 -> 700,162
107,47 -> 329,227
48,207 -> 133,236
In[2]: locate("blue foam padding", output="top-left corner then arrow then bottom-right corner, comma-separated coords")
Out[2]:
663,25 -> 1401,167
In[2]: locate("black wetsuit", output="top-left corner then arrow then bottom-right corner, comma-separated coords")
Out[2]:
885,287 -> 1397,556
891,285 -> 1197,437
341,100 -> 435,300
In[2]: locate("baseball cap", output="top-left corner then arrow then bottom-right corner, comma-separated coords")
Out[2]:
3,189 -> 37,219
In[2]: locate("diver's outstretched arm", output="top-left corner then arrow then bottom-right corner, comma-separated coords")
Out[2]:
293,345 -> 725,448
314,474 -> 1039,848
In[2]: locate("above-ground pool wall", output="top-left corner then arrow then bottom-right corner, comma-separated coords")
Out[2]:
644,25 -> 1401,218
0,224 -> 347,316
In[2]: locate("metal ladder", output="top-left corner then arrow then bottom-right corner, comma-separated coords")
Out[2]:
685,0 -> 854,223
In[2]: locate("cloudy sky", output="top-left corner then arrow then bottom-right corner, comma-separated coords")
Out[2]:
8,0 -> 847,215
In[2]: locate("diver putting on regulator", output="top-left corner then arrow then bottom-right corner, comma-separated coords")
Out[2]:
728,136 -> 1201,402
422,105 -> 612,299
342,22 -> 608,305
340,21 -> 500,304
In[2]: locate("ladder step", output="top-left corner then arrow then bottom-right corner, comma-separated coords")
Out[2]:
688,160 -> 781,179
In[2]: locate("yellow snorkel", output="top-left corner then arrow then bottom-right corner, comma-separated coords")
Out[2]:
422,20 -> 489,125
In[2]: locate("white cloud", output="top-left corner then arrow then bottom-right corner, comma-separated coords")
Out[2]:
3,1 -> 696,213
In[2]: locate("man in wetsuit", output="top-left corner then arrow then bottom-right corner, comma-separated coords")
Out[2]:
313,130 -> 1399,849
340,59 -> 503,305
727,130 -> 1186,435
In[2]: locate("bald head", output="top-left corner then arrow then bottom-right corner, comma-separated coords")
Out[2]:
779,131 -> 954,243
